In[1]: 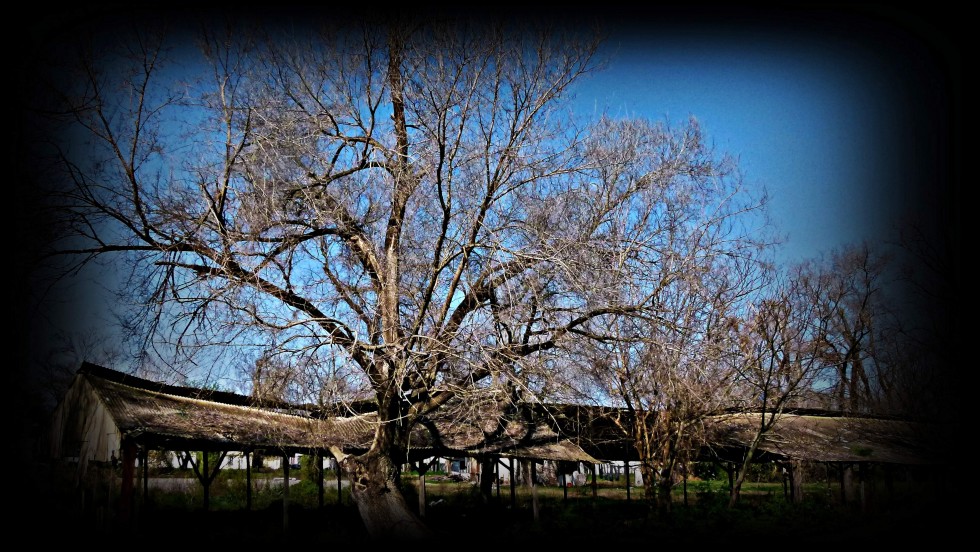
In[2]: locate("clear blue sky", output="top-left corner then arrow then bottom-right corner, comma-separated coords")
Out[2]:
569,9 -> 958,265
18,7 -> 960,374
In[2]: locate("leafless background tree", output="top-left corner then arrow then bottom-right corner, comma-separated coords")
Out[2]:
725,264 -> 830,507
560,173 -> 772,511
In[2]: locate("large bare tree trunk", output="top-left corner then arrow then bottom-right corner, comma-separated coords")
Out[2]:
478,457 -> 496,502
639,461 -> 658,503
788,459 -> 805,504
345,451 -> 432,541
411,459 -> 429,518
656,471 -> 674,513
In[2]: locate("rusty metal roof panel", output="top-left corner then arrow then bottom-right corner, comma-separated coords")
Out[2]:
84,372 -> 375,452
705,412 -> 944,465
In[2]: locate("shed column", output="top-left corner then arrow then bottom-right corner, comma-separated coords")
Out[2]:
119,440 -> 137,524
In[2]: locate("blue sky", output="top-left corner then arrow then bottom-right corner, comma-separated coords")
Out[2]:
18,8 -> 960,377
569,10 -> 957,265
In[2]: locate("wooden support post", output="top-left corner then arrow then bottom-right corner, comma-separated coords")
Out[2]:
203,451 -> 210,512
416,459 -> 429,518
531,462 -> 540,522
495,459 -> 500,498
842,463 -> 855,505
283,455 -> 291,537
782,462 -> 789,500
591,464 -> 597,499
859,463 -> 867,513
683,462 -> 688,506
825,462 -> 831,501
140,447 -> 148,505
119,440 -> 137,524
728,462 -> 735,494
245,450 -> 252,511
625,460 -> 631,501
316,452 -> 324,509
509,457 -> 516,509
885,463 -> 894,503
337,460 -> 343,504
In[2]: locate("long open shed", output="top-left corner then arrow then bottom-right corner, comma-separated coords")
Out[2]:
41,362 -> 599,520
41,361 -> 950,526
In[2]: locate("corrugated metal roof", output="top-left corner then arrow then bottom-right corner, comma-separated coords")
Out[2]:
73,363 -> 941,466
432,418 -> 600,463
77,364 -> 598,463
704,412 -> 944,465
87,373 -> 376,452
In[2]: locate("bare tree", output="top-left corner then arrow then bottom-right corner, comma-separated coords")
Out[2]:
801,243 -> 893,413
33,329 -> 123,412
566,227 -> 770,512
249,350 -> 296,403
554,111 -> 773,511
30,16 -> 768,539
726,264 -> 829,507
886,215 -> 960,422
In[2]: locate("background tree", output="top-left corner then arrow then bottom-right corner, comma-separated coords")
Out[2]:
564,199 -> 770,512
726,264 -> 828,507
886,215 -> 961,422
32,329 -> 123,412
804,243 -> 892,414
250,352 -> 294,403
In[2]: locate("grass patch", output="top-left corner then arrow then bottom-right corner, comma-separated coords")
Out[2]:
51,469 -> 957,545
